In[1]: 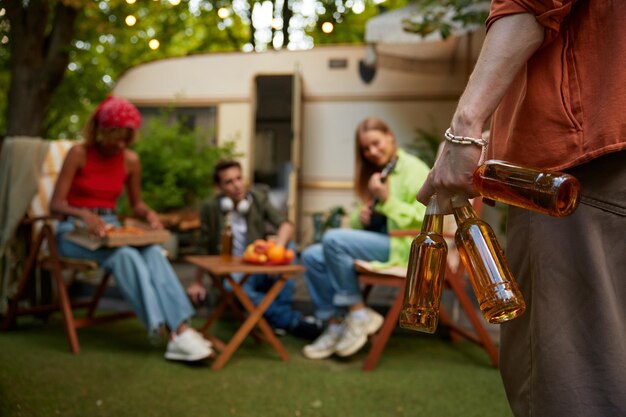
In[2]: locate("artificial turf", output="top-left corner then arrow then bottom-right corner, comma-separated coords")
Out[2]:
0,315 -> 512,417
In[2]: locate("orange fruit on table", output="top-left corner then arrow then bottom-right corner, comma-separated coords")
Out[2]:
284,249 -> 295,262
243,248 -> 259,263
254,239 -> 269,253
266,245 -> 286,263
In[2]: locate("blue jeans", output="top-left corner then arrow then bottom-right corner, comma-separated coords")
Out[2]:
56,215 -> 195,335
301,229 -> 390,321
229,273 -> 301,330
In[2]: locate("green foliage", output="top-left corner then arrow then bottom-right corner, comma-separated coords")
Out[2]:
406,122 -> 443,168
128,112 -> 239,213
0,0 -> 423,140
312,205 -> 347,243
311,0 -> 411,45
43,0 -> 249,140
402,0 -> 489,39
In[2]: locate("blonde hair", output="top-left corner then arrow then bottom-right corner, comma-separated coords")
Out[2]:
354,117 -> 396,201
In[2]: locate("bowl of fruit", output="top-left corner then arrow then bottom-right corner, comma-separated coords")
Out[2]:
242,239 -> 295,265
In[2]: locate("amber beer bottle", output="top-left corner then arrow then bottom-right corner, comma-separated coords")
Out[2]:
400,196 -> 448,333
473,160 -> 581,217
452,195 -> 525,324
220,212 -> 233,261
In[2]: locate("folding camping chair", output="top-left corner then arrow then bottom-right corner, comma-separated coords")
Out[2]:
357,198 -> 499,371
2,139 -> 134,354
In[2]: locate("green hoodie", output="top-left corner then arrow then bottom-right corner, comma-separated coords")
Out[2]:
349,148 -> 430,268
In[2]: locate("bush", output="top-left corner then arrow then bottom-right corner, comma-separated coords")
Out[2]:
125,113 -> 239,213
406,124 -> 443,168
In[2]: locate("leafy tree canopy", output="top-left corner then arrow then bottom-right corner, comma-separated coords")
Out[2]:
0,0 -> 411,139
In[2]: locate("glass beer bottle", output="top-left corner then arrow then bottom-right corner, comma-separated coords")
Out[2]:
452,195 -> 525,324
220,212 -> 233,261
473,160 -> 581,217
399,196 -> 448,333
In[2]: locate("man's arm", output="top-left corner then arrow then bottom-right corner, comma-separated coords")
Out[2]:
417,13 -> 544,212
274,221 -> 294,247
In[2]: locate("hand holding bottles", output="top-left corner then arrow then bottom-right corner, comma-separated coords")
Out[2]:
402,194 -> 526,332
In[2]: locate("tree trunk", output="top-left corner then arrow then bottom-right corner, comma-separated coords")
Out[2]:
5,1 -> 78,139
281,0 -> 292,48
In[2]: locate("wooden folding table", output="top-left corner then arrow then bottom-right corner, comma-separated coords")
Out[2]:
185,255 -> 305,370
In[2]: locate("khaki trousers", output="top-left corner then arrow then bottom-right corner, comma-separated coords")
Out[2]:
501,151 -> 626,417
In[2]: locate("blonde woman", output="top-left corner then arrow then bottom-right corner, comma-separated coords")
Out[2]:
301,117 -> 430,359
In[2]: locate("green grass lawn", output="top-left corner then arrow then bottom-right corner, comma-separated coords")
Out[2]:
0,316 -> 512,417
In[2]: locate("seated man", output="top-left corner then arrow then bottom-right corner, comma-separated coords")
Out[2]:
187,160 -> 321,339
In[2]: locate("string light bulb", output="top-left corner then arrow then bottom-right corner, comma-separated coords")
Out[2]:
217,7 -> 230,19
125,15 -> 137,26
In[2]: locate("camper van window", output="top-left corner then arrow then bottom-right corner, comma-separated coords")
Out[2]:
137,106 -> 217,145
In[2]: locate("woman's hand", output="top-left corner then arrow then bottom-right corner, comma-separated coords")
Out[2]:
186,281 -> 206,305
82,211 -> 108,237
145,210 -> 163,230
368,172 -> 389,202
359,204 -> 373,227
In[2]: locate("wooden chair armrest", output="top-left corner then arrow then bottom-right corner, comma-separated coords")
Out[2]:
389,230 -> 459,249
388,229 -> 419,238
22,214 -> 63,225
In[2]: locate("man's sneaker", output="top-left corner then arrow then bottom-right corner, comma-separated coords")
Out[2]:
274,327 -> 288,337
335,308 -> 384,357
165,328 -> 212,362
302,327 -> 342,359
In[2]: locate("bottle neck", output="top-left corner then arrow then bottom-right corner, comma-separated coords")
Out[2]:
223,212 -> 233,231
421,212 -> 444,234
421,196 -> 444,234
451,196 -> 476,224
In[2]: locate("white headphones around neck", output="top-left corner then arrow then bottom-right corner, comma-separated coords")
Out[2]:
220,193 -> 252,214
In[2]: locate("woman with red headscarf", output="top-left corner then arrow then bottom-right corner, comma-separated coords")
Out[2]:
50,96 -> 212,362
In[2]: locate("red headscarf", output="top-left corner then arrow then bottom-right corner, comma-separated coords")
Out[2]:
95,96 -> 141,130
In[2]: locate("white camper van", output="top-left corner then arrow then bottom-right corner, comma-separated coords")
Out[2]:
113,35 -> 482,243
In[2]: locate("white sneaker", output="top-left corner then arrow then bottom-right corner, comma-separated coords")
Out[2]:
187,328 -> 213,349
302,327 -> 342,359
335,308 -> 384,357
165,328 -> 212,362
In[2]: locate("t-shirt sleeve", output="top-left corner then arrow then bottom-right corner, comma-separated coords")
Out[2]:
487,0 -> 576,46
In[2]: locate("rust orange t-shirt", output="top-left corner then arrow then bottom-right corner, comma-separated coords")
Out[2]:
486,0 -> 626,171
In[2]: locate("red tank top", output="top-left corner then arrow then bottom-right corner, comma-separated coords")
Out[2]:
66,145 -> 127,209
